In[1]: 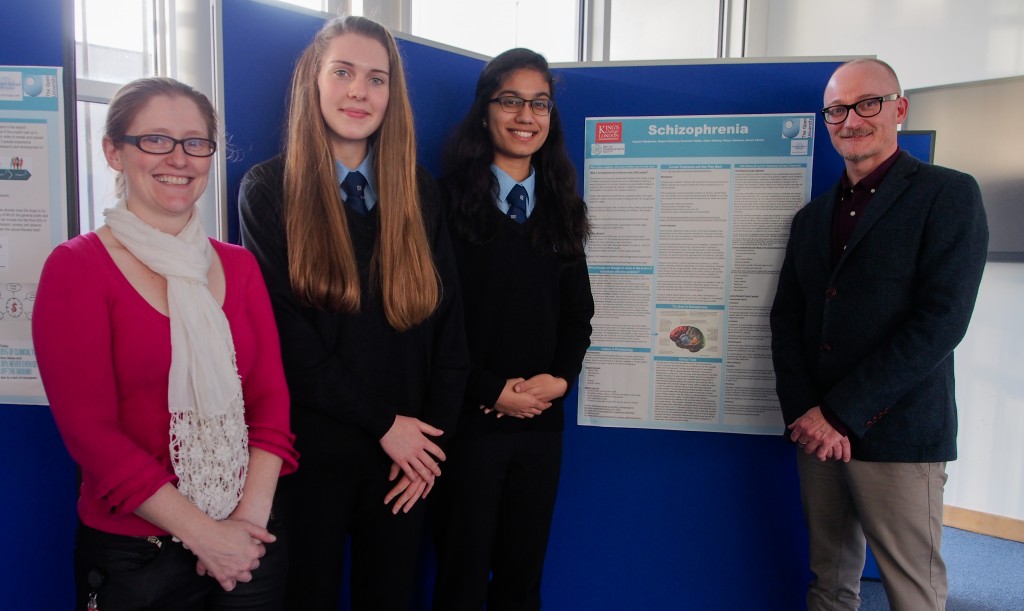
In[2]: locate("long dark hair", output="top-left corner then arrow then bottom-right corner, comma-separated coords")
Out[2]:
442,48 -> 589,258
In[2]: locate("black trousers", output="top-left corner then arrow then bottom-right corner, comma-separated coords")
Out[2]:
73,519 -> 288,611
278,451 -> 429,611
433,430 -> 563,611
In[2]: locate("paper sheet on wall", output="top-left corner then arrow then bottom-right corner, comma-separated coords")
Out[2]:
578,114 -> 815,435
0,66 -> 68,405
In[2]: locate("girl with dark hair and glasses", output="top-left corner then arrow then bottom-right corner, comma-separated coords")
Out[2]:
33,77 -> 297,610
433,48 -> 594,611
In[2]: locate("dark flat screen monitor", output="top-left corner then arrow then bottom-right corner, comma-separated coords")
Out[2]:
898,130 -> 935,164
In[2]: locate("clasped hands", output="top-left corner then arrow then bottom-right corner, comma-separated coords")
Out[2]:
481,374 -> 567,419
193,516 -> 274,592
376,377 -> 568,515
788,405 -> 851,463
380,414 -> 446,515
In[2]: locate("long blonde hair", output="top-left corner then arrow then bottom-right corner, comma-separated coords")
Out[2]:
283,16 -> 438,330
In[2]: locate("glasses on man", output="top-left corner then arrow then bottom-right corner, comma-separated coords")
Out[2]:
489,96 -> 554,116
122,134 -> 218,157
821,93 -> 901,124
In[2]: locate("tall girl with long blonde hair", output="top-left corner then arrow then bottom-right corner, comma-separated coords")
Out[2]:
238,16 -> 467,611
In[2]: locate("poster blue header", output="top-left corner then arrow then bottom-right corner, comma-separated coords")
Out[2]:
586,114 -> 815,159
0,67 -> 61,112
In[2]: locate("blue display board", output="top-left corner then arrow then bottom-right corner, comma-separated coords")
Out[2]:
552,60 -> 843,609
0,1 -> 79,609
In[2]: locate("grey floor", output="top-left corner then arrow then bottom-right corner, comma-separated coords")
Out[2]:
858,527 -> 1024,610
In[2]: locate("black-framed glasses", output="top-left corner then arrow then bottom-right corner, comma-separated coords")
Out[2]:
489,96 -> 554,116
821,93 -> 901,124
122,134 -> 217,157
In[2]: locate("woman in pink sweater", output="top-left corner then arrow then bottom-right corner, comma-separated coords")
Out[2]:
32,77 -> 297,610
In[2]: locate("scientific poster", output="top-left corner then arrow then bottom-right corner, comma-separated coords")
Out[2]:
578,113 -> 815,435
0,66 -> 67,405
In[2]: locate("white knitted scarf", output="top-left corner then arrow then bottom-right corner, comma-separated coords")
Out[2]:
104,201 -> 247,520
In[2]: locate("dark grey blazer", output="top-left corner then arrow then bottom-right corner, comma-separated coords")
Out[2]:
770,152 -> 988,462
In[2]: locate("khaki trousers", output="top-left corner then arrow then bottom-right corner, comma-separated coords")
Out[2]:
796,452 -> 948,611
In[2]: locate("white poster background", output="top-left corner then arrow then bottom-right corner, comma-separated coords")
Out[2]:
0,66 -> 68,405
579,113 -> 815,435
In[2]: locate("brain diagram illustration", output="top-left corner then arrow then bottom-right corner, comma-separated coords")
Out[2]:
669,325 -> 705,353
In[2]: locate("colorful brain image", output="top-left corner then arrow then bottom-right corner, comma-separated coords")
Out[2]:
669,325 -> 706,353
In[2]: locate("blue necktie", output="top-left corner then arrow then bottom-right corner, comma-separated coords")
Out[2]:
506,184 -> 528,224
342,171 -> 369,215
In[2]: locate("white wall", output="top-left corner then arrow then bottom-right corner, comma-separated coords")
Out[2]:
745,0 -> 1024,90
746,0 -> 1024,521
948,263 -> 1024,520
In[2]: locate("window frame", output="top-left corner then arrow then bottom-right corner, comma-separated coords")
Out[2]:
73,0 -> 227,239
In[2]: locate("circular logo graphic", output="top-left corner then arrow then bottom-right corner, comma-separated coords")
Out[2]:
24,76 -> 43,97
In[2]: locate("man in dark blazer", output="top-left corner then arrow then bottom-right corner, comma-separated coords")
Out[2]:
770,58 -> 988,611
